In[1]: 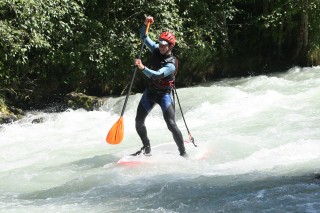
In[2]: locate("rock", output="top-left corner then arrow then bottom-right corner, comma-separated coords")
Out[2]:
9,106 -> 24,116
32,117 -> 45,124
0,113 -> 18,124
64,92 -> 104,111
0,97 -> 23,124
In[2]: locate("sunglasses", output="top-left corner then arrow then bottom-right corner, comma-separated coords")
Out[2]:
159,40 -> 169,46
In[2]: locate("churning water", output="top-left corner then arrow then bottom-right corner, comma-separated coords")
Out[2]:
1,67 -> 320,212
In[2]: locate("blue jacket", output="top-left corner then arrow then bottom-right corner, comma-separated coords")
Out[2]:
139,25 -> 176,80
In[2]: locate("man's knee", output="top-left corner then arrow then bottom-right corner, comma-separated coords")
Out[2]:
166,119 -> 177,132
135,119 -> 144,130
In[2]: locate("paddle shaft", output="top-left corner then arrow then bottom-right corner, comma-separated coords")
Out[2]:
173,86 -> 196,147
120,22 -> 150,116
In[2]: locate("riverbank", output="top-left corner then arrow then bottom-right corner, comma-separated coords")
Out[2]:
0,92 -> 104,125
0,98 -> 23,124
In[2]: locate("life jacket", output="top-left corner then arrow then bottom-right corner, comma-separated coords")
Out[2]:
147,48 -> 178,93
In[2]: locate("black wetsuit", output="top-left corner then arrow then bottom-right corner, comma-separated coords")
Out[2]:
135,25 -> 186,155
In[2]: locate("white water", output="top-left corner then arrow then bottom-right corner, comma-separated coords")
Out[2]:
1,67 -> 320,212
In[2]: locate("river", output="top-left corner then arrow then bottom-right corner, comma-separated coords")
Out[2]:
1,66 -> 320,212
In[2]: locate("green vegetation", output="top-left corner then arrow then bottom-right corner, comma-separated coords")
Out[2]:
1,0 -> 319,109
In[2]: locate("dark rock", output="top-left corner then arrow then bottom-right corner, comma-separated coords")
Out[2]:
1,97 -> 23,124
0,113 -> 18,124
64,92 -> 104,111
32,117 -> 45,124
9,106 -> 24,116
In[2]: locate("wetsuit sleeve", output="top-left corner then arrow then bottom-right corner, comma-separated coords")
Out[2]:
140,25 -> 159,53
142,63 -> 175,80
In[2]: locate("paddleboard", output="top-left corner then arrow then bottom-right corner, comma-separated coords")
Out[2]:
117,142 -> 207,165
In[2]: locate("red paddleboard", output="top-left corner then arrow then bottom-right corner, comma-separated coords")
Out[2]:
117,142 -> 207,166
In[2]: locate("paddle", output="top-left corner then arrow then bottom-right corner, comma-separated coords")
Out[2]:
106,22 -> 151,144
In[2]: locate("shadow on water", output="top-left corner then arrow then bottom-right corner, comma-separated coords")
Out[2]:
100,173 -> 320,212
67,154 -> 118,170
43,154 -> 119,172
19,154 -> 118,200
18,171 -> 320,212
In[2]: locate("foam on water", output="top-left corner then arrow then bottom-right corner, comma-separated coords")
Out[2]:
1,66 -> 320,212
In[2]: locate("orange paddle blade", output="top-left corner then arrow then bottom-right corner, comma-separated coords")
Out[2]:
106,116 -> 124,144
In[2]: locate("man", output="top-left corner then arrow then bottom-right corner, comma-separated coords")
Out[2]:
134,16 -> 187,157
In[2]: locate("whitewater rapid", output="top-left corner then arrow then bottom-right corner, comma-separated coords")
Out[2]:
1,67 -> 320,212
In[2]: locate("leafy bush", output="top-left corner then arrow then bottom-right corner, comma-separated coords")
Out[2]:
0,0 -> 319,109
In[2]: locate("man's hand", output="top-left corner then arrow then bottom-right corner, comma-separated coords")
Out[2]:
135,59 -> 145,70
144,16 -> 154,25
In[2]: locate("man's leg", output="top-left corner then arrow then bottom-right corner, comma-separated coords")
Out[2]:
160,94 -> 187,156
135,92 -> 155,154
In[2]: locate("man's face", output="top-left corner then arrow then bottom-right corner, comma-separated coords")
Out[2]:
159,43 -> 170,54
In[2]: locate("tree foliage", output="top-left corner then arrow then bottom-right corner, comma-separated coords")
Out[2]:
0,0 -> 319,109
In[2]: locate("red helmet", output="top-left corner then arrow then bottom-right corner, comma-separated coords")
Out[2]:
159,32 -> 176,47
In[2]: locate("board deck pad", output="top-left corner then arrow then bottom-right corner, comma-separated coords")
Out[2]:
117,142 -> 207,165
